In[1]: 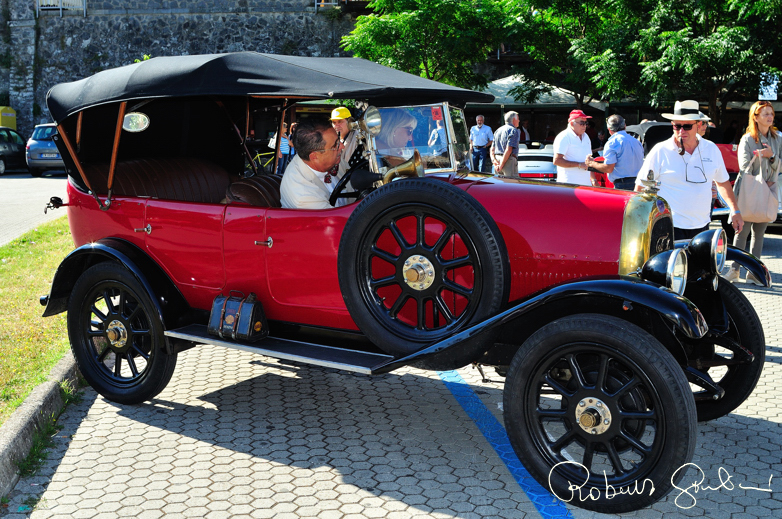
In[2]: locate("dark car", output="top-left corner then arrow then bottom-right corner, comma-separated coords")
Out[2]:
26,123 -> 65,177
0,126 -> 28,175
40,53 -> 771,513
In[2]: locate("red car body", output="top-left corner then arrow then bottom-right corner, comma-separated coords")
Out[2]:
40,53 -> 771,514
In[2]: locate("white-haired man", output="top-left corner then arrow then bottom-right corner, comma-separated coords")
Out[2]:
490,111 -> 521,177
586,114 -> 644,190
634,100 -> 744,240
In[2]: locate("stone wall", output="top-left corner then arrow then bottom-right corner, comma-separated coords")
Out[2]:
7,0 -> 355,135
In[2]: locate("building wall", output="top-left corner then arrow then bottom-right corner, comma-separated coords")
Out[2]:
7,0 -> 354,135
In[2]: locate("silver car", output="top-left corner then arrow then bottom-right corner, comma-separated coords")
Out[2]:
517,144 -> 557,181
26,123 -> 64,177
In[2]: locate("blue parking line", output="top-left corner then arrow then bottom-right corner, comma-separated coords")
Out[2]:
438,370 -> 573,519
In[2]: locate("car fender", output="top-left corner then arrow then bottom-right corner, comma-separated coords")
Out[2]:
41,238 -> 191,348
726,245 -> 772,287
373,276 -> 708,373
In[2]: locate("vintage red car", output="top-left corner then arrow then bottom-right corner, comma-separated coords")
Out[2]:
40,52 -> 770,513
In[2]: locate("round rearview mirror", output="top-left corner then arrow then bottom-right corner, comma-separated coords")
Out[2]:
122,112 -> 150,133
363,106 -> 382,136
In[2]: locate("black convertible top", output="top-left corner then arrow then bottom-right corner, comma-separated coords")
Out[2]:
47,52 -> 494,122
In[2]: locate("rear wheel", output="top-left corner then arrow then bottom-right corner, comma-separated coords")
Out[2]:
29,167 -> 43,177
0,158 -> 6,175
68,263 -> 177,404
503,314 -> 696,513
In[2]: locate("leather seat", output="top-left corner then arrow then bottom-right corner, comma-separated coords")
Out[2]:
225,175 -> 282,208
82,157 -> 232,204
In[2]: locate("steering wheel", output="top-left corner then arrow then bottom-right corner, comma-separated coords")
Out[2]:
329,167 -> 362,207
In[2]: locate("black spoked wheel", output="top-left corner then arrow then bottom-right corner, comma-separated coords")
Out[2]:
339,178 -> 508,357
504,314 -> 696,513
68,263 -> 176,404
690,278 -> 765,421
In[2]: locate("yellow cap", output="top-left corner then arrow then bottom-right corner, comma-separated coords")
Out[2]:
330,107 -> 352,121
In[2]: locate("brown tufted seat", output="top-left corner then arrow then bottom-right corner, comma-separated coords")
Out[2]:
81,157 -> 232,204
225,175 -> 283,208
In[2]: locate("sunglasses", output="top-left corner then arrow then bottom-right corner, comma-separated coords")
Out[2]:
573,120 -> 587,126
672,124 -> 694,131
396,127 -> 414,136
317,139 -> 341,153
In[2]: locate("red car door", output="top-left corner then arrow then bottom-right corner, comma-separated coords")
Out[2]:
144,200 -> 226,307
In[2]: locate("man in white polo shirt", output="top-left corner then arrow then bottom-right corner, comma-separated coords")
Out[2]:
634,100 -> 744,241
554,109 -> 596,186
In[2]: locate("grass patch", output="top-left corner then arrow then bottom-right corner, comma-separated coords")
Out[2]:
15,413 -> 59,478
0,217 -> 74,428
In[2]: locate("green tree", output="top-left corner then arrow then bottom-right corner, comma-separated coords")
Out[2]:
341,0 -> 508,90
501,0 -> 606,108
581,0 -> 781,125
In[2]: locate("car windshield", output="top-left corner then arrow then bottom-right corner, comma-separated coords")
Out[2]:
374,103 -> 470,174
32,126 -> 56,141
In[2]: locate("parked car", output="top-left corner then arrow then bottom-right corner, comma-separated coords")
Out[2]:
26,123 -> 65,177
0,126 -> 28,175
40,53 -> 770,513
516,144 -> 557,181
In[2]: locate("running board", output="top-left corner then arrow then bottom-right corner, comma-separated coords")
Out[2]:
164,324 -> 395,375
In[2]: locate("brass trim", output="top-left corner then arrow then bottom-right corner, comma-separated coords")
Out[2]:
618,194 -> 671,275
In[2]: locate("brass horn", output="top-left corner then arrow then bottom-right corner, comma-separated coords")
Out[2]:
382,150 -> 425,184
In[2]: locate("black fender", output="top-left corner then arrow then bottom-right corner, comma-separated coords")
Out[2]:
41,238 -> 192,352
373,276 -> 708,373
726,245 -> 772,287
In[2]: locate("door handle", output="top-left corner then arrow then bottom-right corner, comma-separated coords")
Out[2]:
134,224 -> 152,235
255,237 -> 273,248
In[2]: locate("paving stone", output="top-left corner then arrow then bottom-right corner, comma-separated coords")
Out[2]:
7,231 -> 782,518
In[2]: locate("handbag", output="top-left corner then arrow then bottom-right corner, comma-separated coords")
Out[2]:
207,291 -> 269,342
736,154 -> 778,223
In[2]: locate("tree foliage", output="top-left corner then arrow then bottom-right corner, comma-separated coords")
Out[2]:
344,0 -> 782,122
341,0 -> 507,90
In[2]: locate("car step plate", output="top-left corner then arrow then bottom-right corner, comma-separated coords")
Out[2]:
165,324 -> 394,375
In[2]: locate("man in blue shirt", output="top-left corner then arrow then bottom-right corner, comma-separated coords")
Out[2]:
586,114 -> 644,190
469,115 -> 494,172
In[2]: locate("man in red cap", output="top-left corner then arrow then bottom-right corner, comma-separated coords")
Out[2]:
553,109 -> 596,186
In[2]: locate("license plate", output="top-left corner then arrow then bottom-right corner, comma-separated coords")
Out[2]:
41,153 -> 59,158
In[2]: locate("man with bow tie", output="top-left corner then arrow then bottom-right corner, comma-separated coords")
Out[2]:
280,119 -> 346,209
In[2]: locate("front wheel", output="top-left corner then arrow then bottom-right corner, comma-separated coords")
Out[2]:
690,278 -> 765,421
68,262 -> 177,404
503,314 -> 696,513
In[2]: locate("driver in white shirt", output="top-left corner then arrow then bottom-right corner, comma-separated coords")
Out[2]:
280,119 -> 346,209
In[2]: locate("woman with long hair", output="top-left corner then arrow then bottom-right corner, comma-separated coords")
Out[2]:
724,101 -> 781,284
375,108 -> 417,167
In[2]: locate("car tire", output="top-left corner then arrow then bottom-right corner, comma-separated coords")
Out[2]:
67,262 -> 177,404
29,167 -> 43,178
338,177 -> 509,356
692,278 -> 765,421
503,314 -> 696,514
0,158 -> 5,176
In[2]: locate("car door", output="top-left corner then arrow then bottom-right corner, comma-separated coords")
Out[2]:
144,200 -> 226,308
1,129 -> 26,168
263,206 -> 356,329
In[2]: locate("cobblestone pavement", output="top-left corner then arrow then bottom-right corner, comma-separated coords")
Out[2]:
4,231 -> 782,519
